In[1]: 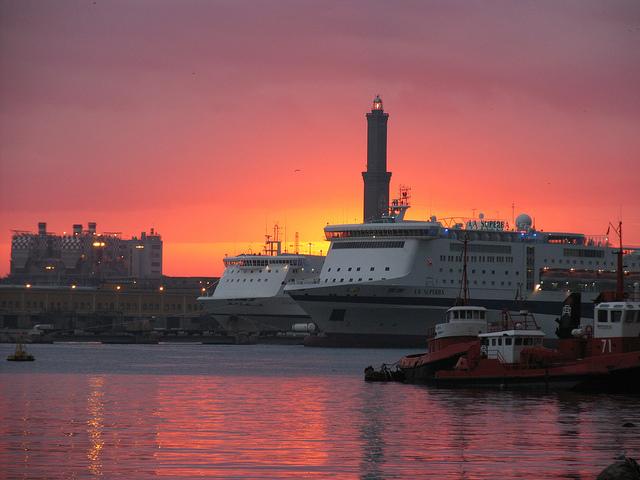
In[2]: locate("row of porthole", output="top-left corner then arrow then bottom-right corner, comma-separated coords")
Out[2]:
441,255 -> 514,263
223,278 -> 270,283
440,268 -> 520,276
324,277 -> 387,283
437,279 -> 513,286
327,266 -> 391,272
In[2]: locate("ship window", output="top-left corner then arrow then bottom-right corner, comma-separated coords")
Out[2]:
515,338 -> 523,345
332,279 -> 336,283
473,311 -> 479,319
370,267 -> 375,271
340,279 -> 344,282
329,309 -> 346,321
491,338 -> 496,346
356,267 -> 361,271
505,338 -> 512,346
454,311 -> 459,319
337,268 -> 341,271
328,268 -> 331,272
385,267 -> 390,271
358,278 -> 362,282
611,311 -> 622,323
349,278 -> 353,282
497,338 -> 502,346
324,279 -> 328,283
597,310 -> 608,323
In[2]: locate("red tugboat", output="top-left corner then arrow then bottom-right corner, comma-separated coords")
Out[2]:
398,222 -> 640,392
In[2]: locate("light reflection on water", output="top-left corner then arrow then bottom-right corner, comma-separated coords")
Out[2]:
0,344 -> 639,479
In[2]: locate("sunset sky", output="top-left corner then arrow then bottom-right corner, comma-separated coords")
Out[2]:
1,0 -> 639,277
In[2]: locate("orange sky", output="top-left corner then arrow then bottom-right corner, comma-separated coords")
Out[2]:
1,1 -> 639,277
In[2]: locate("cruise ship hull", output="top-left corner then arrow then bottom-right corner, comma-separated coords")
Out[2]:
290,285 -> 596,348
200,295 -> 310,334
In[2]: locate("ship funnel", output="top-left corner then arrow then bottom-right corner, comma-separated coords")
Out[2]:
88,222 -> 97,234
38,222 -> 47,235
73,224 -> 82,235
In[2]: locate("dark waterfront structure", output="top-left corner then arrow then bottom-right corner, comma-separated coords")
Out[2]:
0,277 -> 218,333
362,95 -> 391,222
9,222 -> 162,285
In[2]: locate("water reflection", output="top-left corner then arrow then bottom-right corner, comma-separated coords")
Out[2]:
1,345 -> 639,479
152,376 -> 332,477
86,376 -> 105,476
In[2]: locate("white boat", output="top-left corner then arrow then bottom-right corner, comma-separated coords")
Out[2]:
286,212 -> 640,347
198,228 -> 324,335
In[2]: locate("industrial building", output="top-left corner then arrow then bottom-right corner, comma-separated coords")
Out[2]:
9,222 -> 162,285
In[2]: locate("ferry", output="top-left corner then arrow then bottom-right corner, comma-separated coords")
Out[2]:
198,226 -> 324,335
287,209 -> 640,347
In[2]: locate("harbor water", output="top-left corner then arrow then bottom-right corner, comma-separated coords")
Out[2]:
1,343 -> 639,479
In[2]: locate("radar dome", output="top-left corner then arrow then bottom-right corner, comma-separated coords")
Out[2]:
515,213 -> 533,231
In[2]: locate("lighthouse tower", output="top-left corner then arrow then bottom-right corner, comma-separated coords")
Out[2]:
362,95 -> 391,222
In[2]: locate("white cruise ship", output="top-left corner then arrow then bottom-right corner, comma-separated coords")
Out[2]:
286,210 -> 640,347
198,230 -> 324,334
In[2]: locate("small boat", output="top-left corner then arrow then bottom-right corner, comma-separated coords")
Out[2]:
7,341 -> 35,362
398,299 -> 640,392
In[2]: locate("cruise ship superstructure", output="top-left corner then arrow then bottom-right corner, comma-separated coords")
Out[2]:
198,228 -> 324,334
284,96 -> 640,347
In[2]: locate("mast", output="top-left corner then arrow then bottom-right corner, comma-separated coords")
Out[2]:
616,220 -> 624,301
458,235 -> 470,305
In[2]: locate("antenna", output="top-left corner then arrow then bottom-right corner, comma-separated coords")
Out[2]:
294,232 -> 300,255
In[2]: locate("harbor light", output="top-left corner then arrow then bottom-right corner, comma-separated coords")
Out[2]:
71,284 -> 77,289
25,283 -> 32,288
159,286 -> 164,292
116,285 -> 121,290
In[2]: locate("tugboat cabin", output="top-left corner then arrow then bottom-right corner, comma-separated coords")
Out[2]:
435,306 -> 488,340
479,329 -> 546,364
592,302 -> 640,354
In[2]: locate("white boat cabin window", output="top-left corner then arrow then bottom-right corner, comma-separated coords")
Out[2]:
624,310 -> 640,323
505,338 -> 512,345
597,310 -> 608,323
611,311 -> 622,323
